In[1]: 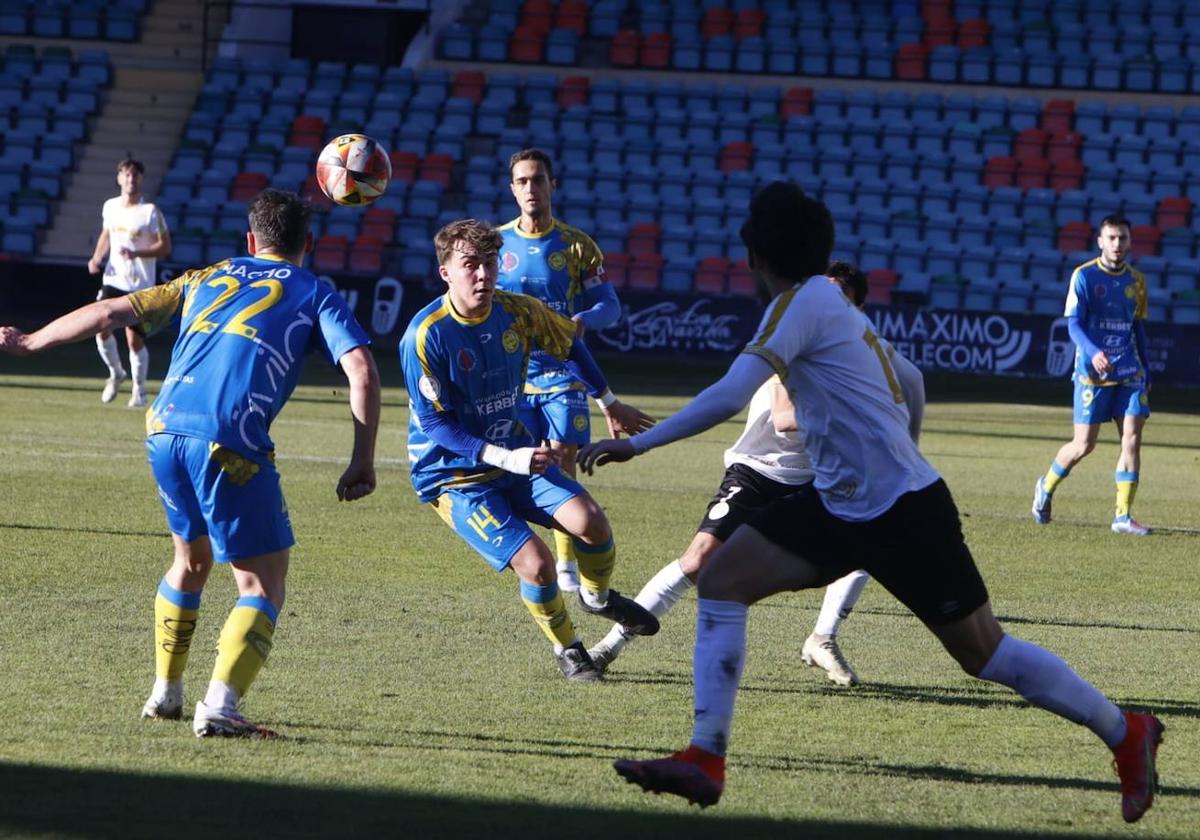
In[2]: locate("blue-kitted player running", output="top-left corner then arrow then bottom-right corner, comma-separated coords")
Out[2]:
400,219 -> 656,681
0,188 -> 381,738
496,148 -> 624,592
1032,215 -> 1152,535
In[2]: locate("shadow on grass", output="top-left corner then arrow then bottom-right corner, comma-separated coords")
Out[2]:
0,521 -> 167,540
0,760 -> 1174,840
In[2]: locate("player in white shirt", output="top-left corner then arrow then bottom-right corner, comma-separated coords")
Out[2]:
586,264 -> 919,687
87,158 -> 172,407
578,183 -> 1163,824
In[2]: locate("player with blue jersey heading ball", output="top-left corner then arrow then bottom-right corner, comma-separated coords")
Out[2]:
0,189 -> 381,738
496,149 -> 624,593
580,184 -> 1163,823
401,218 -> 655,681
1032,216 -> 1152,535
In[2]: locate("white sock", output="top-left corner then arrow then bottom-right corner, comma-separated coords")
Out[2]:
978,634 -> 1126,748
813,570 -> 870,636
150,677 -> 181,702
96,335 -> 123,377
691,598 -> 748,757
129,346 -> 148,390
202,680 -> 239,714
595,560 -> 695,655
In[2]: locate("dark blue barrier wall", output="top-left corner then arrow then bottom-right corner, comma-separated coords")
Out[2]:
2,262 -> 1196,387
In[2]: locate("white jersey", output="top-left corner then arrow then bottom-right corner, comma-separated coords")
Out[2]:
100,197 -> 168,292
742,276 -> 939,521
724,379 -> 814,485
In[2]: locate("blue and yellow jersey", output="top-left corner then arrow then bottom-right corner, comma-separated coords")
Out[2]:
1064,258 -> 1148,385
400,289 -> 578,502
129,254 -> 370,458
496,217 -> 605,393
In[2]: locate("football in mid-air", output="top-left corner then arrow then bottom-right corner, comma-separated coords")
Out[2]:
315,133 -> 391,206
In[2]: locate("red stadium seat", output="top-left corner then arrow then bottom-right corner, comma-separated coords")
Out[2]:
1057,220 -> 1092,253
288,115 -> 326,150
626,221 -> 661,257
509,27 -> 544,63
451,71 -> 485,104
728,260 -> 755,297
313,235 -> 348,272
230,171 -> 268,202
1047,131 -> 1082,163
1050,159 -> 1084,191
957,18 -> 990,50
418,153 -> 454,188
924,18 -> 957,47
720,141 -> 754,172
348,236 -> 384,274
983,156 -> 1017,187
640,32 -> 671,68
1156,196 -> 1193,230
895,43 -> 929,81
604,251 -> 631,289
628,254 -> 663,291
389,150 -> 419,184
555,0 -> 589,35
1041,99 -> 1075,135
1131,224 -> 1161,258
1016,157 -> 1050,189
867,269 -> 899,307
609,30 -> 639,67
1014,127 -> 1048,161
301,174 -> 333,211
694,256 -> 729,295
781,86 -> 813,118
701,7 -> 734,37
557,75 -> 589,108
519,0 -> 554,35
361,207 -> 396,241
733,9 -> 765,40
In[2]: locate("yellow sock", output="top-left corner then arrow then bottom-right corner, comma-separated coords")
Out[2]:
1043,461 -> 1069,494
1115,471 -> 1138,519
210,596 -> 277,699
553,530 -> 575,567
573,536 -> 615,596
520,580 -> 577,648
154,580 -> 201,681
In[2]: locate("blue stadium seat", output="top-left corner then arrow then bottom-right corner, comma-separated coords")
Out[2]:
888,181 -> 921,212
922,182 -> 957,216
962,47 -> 993,83
893,240 -> 929,273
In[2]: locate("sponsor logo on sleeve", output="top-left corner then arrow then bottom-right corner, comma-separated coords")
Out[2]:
418,375 -> 441,401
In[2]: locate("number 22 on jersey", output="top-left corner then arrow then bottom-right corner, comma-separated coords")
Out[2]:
181,276 -> 283,339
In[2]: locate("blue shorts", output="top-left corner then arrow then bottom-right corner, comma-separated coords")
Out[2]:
147,434 -> 294,563
520,389 -> 591,446
430,466 -> 584,571
1073,379 -> 1151,425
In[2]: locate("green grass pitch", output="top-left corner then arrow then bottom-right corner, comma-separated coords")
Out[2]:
0,347 -> 1197,838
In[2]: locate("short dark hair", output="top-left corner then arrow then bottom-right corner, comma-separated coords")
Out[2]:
826,261 -> 868,308
739,181 -> 834,281
434,219 -> 503,266
117,158 -> 144,175
1099,215 -> 1131,233
247,189 -> 312,254
509,148 -> 555,182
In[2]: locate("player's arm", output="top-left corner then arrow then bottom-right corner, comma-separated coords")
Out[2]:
891,351 -> 925,443
572,281 -> 621,334
418,410 -> 556,475
0,296 -> 138,356
578,353 -> 771,474
1064,271 -> 1107,375
767,377 -> 797,433
87,228 -> 110,275
335,345 -> 380,501
1132,319 -> 1150,388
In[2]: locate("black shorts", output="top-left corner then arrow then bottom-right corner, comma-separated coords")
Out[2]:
696,463 -> 804,543
747,479 -> 989,626
97,284 -> 130,301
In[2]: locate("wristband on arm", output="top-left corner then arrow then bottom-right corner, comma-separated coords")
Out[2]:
480,443 -> 535,475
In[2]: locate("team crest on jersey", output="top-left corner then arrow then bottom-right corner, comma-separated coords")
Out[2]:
457,348 -> 477,372
502,329 -> 520,353
573,414 -> 588,432
1124,285 -> 1136,299
419,375 -> 441,401
1094,284 -> 1107,298
501,251 -> 519,272
548,251 -> 567,271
